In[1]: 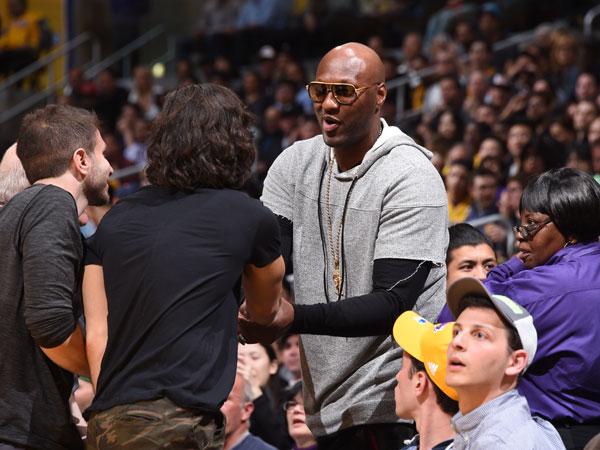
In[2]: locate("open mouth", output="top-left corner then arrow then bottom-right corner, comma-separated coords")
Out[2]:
322,116 -> 340,132
448,356 -> 465,371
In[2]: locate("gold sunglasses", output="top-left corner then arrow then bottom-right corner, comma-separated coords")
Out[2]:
305,81 -> 379,105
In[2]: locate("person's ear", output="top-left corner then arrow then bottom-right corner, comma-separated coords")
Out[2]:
414,370 -> 428,397
71,148 -> 91,180
269,360 -> 278,376
505,349 -> 528,377
241,401 -> 254,423
376,83 -> 387,108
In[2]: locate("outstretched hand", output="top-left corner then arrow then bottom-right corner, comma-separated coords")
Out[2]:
238,298 -> 294,345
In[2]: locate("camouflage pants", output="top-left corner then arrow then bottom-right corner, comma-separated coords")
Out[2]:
86,397 -> 225,450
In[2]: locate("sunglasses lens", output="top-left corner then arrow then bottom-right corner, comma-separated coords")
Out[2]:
333,84 -> 357,103
308,83 -> 327,101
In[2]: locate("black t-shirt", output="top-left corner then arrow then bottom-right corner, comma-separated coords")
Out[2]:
0,184 -> 83,450
85,186 -> 280,414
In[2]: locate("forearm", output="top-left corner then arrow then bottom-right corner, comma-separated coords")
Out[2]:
243,256 -> 285,325
86,330 -> 107,391
290,259 -> 431,337
40,323 -> 90,377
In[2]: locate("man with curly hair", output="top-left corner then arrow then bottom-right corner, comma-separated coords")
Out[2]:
83,84 -> 287,449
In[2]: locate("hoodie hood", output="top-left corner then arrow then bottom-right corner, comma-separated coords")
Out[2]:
332,119 -> 433,181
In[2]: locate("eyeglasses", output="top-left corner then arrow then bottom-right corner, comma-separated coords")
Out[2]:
305,81 -> 379,105
513,219 -> 552,241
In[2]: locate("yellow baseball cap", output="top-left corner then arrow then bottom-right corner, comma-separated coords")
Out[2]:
393,311 -> 457,401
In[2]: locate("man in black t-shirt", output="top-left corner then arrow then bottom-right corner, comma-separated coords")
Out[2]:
0,105 -> 113,450
83,84 -> 287,450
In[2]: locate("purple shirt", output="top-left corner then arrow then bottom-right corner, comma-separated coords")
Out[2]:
438,242 -> 600,423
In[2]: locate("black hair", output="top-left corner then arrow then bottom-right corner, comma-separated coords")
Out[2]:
406,354 -> 459,415
520,168 -> 600,243
455,295 -> 523,353
447,223 -> 495,265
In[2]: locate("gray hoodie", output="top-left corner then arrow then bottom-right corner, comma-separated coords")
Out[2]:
261,120 -> 449,436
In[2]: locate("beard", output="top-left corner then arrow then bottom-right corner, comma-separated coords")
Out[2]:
83,170 -> 110,206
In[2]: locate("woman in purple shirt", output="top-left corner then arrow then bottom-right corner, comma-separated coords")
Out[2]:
440,168 -> 600,450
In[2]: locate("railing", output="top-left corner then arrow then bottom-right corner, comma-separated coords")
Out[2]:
584,4 -> 600,36
83,25 -> 166,80
0,25 -> 169,126
0,32 -> 101,124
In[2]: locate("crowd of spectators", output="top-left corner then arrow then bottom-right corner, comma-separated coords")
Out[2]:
39,1 -> 599,262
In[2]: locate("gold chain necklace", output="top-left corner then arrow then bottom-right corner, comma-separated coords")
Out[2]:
325,157 -> 345,296
325,123 -> 383,296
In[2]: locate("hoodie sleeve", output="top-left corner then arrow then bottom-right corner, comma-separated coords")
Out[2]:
261,144 -> 297,222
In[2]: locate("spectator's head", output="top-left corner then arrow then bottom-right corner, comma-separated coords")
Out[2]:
284,60 -> 307,86
549,29 -> 579,70
478,2 -> 503,42
526,93 -> 551,126
96,69 -> 118,94
296,116 -> 320,141
516,168 -> 600,268
507,122 -> 533,160
471,168 -> 498,210
367,34 -> 385,56
445,160 -> 471,201
573,101 -> 598,133
486,74 -> 511,111
468,40 -> 492,71
221,374 -> 254,445
146,84 -> 255,192
263,106 -> 282,134
435,109 -> 463,142
565,147 -> 592,173
17,105 -> 112,206
242,70 -> 262,96
587,117 -> 600,145
440,76 -> 463,110
434,50 -> 459,78
8,0 -> 26,17
284,382 -> 316,449
402,32 -> 422,61
393,311 -> 458,421
477,136 -> 504,162
132,65 -> 154,94
575,72 -> 598,103
474,104 -> 497,128
446,224 -> 496,285
277,334 -> 301,382
238,343 -> 278,389
466,70 -> 489,103
549,116 -> 575,146
275,80 -> 297,106
446,278 -> 536,412
452,18 -> 476,51
504,175 -> 525,214
447,142 -> 470,164
0,143 -> 29,207
520,143 -> 546,178
591,140 -> 600,174
309,43 -> 386,154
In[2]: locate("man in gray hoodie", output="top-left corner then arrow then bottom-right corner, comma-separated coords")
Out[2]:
241,42 -> 449,450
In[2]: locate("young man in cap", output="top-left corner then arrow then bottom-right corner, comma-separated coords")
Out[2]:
393,311 -> 458,450
445,277 -> 565,449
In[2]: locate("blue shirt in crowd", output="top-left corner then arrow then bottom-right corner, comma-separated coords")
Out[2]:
451,390 -> 565,449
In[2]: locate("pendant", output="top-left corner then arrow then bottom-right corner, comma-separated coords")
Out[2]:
333,259 -> 341,295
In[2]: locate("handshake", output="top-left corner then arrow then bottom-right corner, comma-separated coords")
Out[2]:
238,298 -> 295,345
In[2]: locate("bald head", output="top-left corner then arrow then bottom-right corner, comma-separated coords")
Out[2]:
318,42 -> 385,86
0,143 -> 30,206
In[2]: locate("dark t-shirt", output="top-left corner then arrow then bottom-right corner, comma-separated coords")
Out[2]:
85,186 -> 281,414
0,184 -> 84,450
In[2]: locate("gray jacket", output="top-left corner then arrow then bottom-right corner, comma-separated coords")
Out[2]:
261,120 -> 449,436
